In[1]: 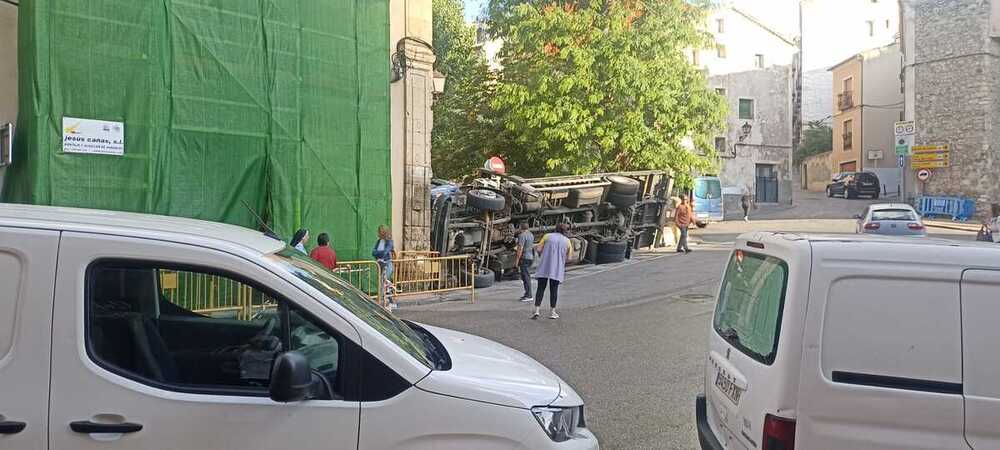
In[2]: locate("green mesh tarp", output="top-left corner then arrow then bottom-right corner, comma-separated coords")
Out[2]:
4,0 -> 391,261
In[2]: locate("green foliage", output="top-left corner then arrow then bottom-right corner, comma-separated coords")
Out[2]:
795,120 -> 833,163
484,0 -> 726,183
432,0 -> 511,179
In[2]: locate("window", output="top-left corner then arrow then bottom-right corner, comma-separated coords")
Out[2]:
886,19 -> 891,29
87,261 -> 345,399
738,98 -> 754,120
754,54 -> 764,69
715,87 -> 727,97
866,20 -> 875,36
716,18 -> 725,33
714,251 -> 789,364
843,77 -> 853,93
843,119 -> 853,150
692,49 -> 700,66
871,209 -> 917,221
714,137 -> 727,154
717,44 -> 727,59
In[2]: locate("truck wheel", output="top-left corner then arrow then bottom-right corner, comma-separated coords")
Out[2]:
468,189 -> 506,211
607,191 -> 638,209
469,269 -> 495,288
607,176 -> 640,195
596,240 -> 628,265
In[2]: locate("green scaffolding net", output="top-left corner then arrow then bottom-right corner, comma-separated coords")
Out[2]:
4,0 -> 391,261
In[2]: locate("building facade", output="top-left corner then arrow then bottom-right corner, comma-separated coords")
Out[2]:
800,0 -> 900,123
900,0 -> 1000,213
710,66 -> 795,205
829,43 -> 903,193
700,6 -> 796,205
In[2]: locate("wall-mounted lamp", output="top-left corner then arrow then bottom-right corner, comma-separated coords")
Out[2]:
738,121 -> 752,142
391,36 -> 446,90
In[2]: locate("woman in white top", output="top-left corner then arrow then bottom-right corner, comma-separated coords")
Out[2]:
991,204 -> 1000,243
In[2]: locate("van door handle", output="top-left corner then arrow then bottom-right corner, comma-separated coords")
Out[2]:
70,421 -> 143,434
0,421 -> 27,434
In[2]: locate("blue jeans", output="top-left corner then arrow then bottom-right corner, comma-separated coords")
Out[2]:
519,259 -> 533,298
677,227 -> 690,252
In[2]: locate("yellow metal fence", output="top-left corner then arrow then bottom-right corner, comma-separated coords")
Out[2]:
159,270 -> 277,320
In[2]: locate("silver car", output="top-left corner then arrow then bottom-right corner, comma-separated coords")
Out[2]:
855,203 -> 927,236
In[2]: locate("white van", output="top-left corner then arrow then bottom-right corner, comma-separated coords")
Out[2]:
697,232 -> 1000,450
0,204 -> 598,450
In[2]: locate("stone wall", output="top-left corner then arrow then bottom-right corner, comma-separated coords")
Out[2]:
910,0 -> 1000,216
801,151 -> 833,192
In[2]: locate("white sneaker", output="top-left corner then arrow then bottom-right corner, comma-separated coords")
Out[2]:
549,310 -> 560,320
388,302 -> 399,311
520,297 -> 534,303
530,312 -> 540,320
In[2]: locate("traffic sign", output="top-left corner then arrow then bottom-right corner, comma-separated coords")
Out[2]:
911,144 -> 949,169
894,121 -> 915,156
917,169 -> 931,181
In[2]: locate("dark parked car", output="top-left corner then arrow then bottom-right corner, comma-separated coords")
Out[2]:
826,171 -> 880,199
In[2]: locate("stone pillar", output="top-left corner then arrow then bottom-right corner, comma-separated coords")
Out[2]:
400,40 -> 435,251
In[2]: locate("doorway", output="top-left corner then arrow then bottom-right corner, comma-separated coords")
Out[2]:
755,164 -> 778,203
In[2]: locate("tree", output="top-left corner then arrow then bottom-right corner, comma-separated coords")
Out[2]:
795,120 -> 833,163
432,0 -> 510,179
485,0 -> 726,186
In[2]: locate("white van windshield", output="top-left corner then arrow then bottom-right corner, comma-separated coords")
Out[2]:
270,248 -> 435,369
713,251 -> 788,364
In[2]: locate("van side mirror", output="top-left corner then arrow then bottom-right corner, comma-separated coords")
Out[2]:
269,352 -> 313,403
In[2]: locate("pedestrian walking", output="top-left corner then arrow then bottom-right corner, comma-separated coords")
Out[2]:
991,203 -> 1000,244
372,225 -> 397,310
675,194 -> 693,254
515,222 -> 535,302
290,228 -> 309,254
309,232 -> 338,270
741,189 -> 753,222
655,196 -> 682,248
531,223 -> 573,320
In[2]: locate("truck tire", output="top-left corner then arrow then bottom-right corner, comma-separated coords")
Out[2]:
468,189 -> 506,212
566,187 -> 604,208
469,268 -> 495,288
596,240 -> 628,265
607,191 -> 638,209
607,176 -> 640,195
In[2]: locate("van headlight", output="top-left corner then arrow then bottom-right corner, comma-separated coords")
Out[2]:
531,406 -> 584,442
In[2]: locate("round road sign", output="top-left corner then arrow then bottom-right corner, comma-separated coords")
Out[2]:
917,169 -> 932,181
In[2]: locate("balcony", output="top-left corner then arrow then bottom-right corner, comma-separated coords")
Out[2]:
842,132 -> 853,150
838,91 -> 855,110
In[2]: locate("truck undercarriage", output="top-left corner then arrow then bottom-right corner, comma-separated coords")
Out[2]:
430,170 -> 674,287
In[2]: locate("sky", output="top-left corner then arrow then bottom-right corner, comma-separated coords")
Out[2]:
464,0 -> 486,21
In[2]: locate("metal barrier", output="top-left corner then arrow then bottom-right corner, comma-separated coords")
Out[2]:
916,196 -> 976,221
332,260 -> 385,306
390,254 -> 476,303
159,270 -> 277,320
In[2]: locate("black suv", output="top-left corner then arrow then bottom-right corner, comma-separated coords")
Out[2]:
827,171 -> 880,199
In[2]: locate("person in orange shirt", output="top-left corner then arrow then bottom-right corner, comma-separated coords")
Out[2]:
674,194 -> 693,254
309,232 -> 338,270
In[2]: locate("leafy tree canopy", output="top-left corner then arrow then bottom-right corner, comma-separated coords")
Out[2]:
483,0 -> 727,186
795,120 -> 833,163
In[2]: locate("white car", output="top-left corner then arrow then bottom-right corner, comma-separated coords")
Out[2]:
0,204 -> 598,450
698,232 -> 1000,449
854,203 -> 927,236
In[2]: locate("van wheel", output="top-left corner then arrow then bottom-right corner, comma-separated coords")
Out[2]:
871,192 -> 880,200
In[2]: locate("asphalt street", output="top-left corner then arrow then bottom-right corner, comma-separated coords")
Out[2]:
396,192 -> 977,450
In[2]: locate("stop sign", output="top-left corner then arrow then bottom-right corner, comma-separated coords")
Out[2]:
483,157 -> 506,174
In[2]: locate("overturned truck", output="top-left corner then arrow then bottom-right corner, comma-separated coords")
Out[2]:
430,170 -> 674,287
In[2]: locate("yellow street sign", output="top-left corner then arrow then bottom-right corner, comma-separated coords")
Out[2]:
912,144 -> 949,153
913,159 -> 949,169
912,152 -> 949,162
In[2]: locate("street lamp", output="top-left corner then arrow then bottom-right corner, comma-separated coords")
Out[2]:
739,121 -> 753,142
432,70 -> 447,97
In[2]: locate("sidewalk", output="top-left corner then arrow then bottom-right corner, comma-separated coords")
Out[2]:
923,219 -> 980,233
